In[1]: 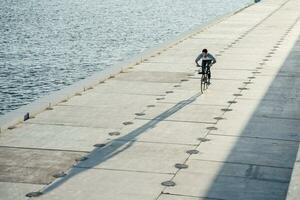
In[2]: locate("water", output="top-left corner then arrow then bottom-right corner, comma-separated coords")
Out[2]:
0,0 -> 253,115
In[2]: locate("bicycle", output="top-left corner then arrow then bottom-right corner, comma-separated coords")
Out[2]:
199,66 -> 210,93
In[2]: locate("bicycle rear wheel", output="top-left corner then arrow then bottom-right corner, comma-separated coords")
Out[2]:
200,74 -> 207,93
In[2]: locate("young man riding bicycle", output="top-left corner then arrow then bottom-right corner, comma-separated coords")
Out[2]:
195,49 -> 216,84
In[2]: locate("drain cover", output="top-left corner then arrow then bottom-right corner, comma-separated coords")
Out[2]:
228,101 -> 237,104
233,94 -> 242,96
75,156 -> 88,162
94,143 -> 106,148
161,181 -> 176,187
53,171 -> 66,178
26,192 -> 43,197
238,87 -> 248,90
181,79 -> 188,82
175,163 -> 188,169
7,126 -> 16,130
186,150 -> 199,154
221,108 -> 233,112
147,105 -> 155,108
166,91 -> 174,94
109,131 -> 121,136
248,77 -> 256,79
243,82 -> 252,84
206,127 -> 218,130
198,138 -> 211,142
135,113 -> 145,116
123,121 -> 133,125
156,97 -> 165,100
214,117 -> 224,120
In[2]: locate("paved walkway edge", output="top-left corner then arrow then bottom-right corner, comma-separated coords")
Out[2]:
286,143 -> 300,200
0,2 -> 255,134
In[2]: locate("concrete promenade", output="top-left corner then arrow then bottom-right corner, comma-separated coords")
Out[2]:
1,0 -> 300,199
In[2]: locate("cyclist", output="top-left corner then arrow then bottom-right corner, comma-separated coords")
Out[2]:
195,49 -> 216,84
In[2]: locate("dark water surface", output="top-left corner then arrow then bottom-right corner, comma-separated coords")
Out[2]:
0,0 -> 252,115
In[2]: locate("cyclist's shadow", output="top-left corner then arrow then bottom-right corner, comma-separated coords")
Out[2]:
40,92 -> 201,195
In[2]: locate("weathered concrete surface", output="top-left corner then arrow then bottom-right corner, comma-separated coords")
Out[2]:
0,0 -> 300,199
287,149 -> 300,200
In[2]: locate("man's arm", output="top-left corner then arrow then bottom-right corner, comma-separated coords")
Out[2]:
195,54 -> 203,66
209,54 -> 216,65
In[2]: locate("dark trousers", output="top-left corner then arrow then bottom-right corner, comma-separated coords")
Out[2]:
202,60 -> 212,79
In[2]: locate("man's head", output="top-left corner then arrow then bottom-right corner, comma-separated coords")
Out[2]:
202,48 -> 208,56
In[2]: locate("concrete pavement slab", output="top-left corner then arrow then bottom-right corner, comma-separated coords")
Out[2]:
27,105 -> 138,129
192,135 -> 298,168
90,80 -> 175,96
0,147 -> 85,184
0,182 -> 43,200
59,91 -> 157,109
76,140 -> 190,174
212,116 -> 300,141
118,119 -> 207,145
115,71 -> 190,83
165,161 -> 289,200
36,168 -> 171,200
137,103 -> 221,124
0,124 -> 114,152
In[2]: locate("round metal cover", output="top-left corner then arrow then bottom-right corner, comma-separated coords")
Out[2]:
198,138 -> 210,142
8,126 -> 16,130
53,171 -> 66,178
206,126 -> 218,130
221,108 -> 233,112
175,163 -> 188,169
26,192 -> 43,197
161,181 -> 176,187
109,131 -> 121,136
233,94 -> 242,96
186,150 -> 199,154
135,113 -> 145,116
123,121 -> 133,125
214,117 -> 224,120
94,143 -> 106,148
147,105 -> 155,108
75,156 -> 88,162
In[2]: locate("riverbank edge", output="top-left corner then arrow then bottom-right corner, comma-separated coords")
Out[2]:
0,2 -> 256,134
